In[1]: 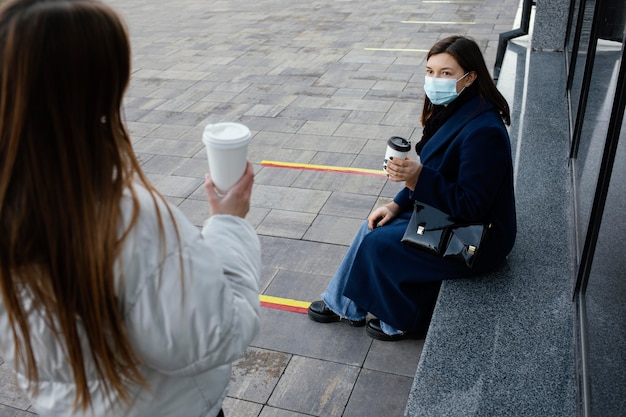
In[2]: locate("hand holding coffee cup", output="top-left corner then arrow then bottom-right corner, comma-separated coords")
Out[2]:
202,122 -> 252,195
384,136 -> 411,173
204,161 -> 254,218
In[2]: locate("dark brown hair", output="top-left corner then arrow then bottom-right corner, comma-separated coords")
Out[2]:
0,0 -> 175,411
421,35 -> 511,126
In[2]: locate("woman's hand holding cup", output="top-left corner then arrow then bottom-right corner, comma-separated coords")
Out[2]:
205,161 -> 254,218
386,155 -> 423,190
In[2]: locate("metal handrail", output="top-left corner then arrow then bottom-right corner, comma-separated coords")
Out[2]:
493,0 -> 535,80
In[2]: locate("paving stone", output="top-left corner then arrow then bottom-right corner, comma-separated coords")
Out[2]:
230,347 -> 291,404
125,97 -> 168,111
381,112 -> 423,128
343,110 -> 386,125
245,104 -> 287,118
263,269 -> 332,304
176,198 -> 210,228
146,173 -> 204,199
278,108 -> 351,124
381,182 -> 406,199
351,153 -> 387,171
342,369 -> 414,417
363,338 -> 425,378
331,88 -> 369,99
239,116 -> 306,135
123,108 -> 152,125
132,137 -> 204,158
134,152 -> 155,165
154,99 -> 197,113
302,214 -> 364,246
253,308 -> 370,366
307,151 -> 357,167
193,102 -> 254,119
319,192 -> 377,219
268,356 -> 360,417
371,80 -> 408,92
141,155 -> 187,175
389,101 -> 422,115
256,210 -> 316,240
248,131 -> 293,148
323,97 -> 393,114
248,146 -> 316,164
149,124 -> 193,140
290,96 -> 329,109
258,407 -> 314,417
317,75 -> 377,90
251,185 -> 330,214
124,121 -> 160,139
246,207 -> 271,230
254,166 -> 300,187
283,134 -> 366,154
259,237 -> 346,278
0,406 -> 37,417
290,170 -> 386,195
171,157 -> 209,179
296,121 -> 342,136
222,397 -> 263,417
137,110 -> 209,126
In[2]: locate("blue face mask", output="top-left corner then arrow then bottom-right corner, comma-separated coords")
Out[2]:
424,73 -> 470,105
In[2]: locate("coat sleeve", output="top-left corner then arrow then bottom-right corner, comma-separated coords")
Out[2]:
120,200 -> 261,377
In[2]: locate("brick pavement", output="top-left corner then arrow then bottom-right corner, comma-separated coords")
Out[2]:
0,0 -> 519,415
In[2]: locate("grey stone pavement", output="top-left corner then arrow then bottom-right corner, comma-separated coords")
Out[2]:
0,0 -> 520,416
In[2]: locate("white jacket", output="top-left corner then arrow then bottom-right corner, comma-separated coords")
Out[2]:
0,185 -> 261,417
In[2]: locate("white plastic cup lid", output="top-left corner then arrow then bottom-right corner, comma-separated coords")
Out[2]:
202,123 -> 251,149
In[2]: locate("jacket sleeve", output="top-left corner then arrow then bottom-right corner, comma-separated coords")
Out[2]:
120,204 -> 261,377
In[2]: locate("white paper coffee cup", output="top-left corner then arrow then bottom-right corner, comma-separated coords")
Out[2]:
384,136 -> 411,169
202,122 -> 251,193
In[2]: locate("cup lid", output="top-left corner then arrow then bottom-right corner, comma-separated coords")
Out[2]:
203,122 -> 251,147
387,136 -> 411,152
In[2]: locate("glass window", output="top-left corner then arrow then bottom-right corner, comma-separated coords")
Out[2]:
580,114 -> 626,416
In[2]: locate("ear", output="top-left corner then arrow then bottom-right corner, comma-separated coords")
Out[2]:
464,71 -> 478,87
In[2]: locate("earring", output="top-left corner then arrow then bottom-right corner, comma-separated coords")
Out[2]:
100,115 -> 107,124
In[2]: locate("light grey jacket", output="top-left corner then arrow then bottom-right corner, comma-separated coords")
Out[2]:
0,185 -> 261,417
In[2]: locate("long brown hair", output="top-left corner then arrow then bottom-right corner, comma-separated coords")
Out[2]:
0,0 -> 174,411
421,35 -> 511,126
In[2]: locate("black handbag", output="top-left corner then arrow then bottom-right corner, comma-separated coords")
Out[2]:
401,202 -> 491,268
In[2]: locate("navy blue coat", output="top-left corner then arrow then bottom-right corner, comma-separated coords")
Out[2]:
343,97 -> 517,332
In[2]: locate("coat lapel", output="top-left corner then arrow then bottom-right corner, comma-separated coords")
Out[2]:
420,97 -> 493,163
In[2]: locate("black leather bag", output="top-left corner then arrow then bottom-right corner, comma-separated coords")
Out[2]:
401,202 -> 491,268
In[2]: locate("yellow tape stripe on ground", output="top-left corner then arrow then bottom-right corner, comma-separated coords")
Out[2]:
259,294 -> 311,309
261,160 -> 386,177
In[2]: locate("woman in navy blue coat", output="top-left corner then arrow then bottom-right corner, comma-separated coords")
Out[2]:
308,36 -> 517,341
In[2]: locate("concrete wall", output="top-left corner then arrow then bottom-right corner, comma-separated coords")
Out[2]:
532,0 -> 570,51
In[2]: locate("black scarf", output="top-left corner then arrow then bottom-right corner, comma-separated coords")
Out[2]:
416,84 -> 480,155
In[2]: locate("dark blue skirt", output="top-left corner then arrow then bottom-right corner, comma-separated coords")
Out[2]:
343,210 -> 499,331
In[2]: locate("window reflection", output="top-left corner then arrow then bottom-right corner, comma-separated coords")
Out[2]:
574,43 -> 622,256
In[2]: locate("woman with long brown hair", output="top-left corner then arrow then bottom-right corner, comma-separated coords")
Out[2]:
0,1 -> 260,416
